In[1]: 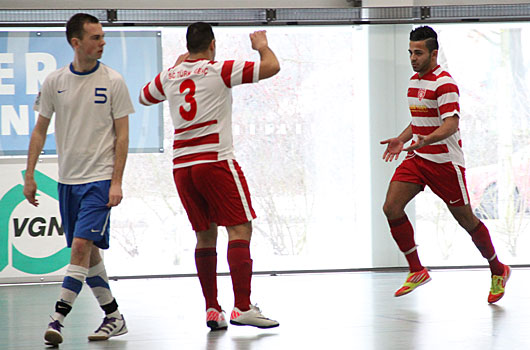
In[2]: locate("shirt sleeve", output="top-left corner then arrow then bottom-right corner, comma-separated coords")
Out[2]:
139,70 -> 167,106
111,75 -> 136,119
33,75 -> 55,119
436,75 -> 460,120
219,60 -> 260,88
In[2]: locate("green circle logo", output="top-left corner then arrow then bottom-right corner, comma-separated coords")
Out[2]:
0,170 -> 70,274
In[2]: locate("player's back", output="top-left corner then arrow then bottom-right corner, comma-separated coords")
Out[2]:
141,57 -> 260,168
164,59 -> 235,168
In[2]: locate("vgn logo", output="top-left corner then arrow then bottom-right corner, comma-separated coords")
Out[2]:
0,170 -> 70,274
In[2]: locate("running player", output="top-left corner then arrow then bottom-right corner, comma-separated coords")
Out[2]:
139,22 -> 280,330
24,13 -> 135,345
380,26 -> 511,303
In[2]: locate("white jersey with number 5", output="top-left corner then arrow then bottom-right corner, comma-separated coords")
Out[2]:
34,62 -> 135,185
140,58 -> 260,169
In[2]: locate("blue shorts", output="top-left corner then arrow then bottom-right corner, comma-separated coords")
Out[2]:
58,180 -> 112,249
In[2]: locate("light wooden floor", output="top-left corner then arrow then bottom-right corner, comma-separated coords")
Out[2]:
1,268 -> 529,350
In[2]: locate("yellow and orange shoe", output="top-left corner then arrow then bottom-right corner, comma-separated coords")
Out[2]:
488,265 -> 511,304
394,268 -> 431,297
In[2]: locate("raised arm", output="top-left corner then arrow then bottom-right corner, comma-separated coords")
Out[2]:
24,115 -> 51,206
139,72 -> 166,106
250,30 -> 280,80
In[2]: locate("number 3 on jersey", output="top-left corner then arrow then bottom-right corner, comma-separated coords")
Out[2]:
179,79 -> 197,121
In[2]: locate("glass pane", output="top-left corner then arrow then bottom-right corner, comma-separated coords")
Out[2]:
106,25 -> 371,276
414,22 -> 530,266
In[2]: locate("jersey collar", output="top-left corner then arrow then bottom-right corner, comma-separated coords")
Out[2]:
70,61 -> 100,76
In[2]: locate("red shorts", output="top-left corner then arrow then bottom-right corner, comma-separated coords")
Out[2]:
173,159 -> 257,232
391,154 -> 470,206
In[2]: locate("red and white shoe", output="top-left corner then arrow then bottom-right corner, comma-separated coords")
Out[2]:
230,304 -> 279,329
206,308 -> 228,331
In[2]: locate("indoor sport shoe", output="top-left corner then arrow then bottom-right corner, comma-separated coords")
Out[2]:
230,304 -> 279,329
44,319 -> 64,346
206,308 -> 228,331
488,265 -> 511,304
394,268 -> 431,297
88,315 -> 128,341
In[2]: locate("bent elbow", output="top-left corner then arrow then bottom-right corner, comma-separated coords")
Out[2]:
273,63 -> 281,76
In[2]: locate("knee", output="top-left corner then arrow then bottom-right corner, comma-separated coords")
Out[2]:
70,238 -> 92,259
197,235 -> 217,247
459,216 -> 480,232
383,201 -> 401,220
227,222 -> 252,241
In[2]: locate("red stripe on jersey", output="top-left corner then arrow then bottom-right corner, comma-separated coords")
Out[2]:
439,102 -> 460,116
411,125 -> 438,135
458,139 -> 462,147
174,120 -> 218,135
173,151 -> 218,165
416,144 -> 449,154
173,133 -> 219,149
407,88 -> 436,100
221,61 -> 235,88
154,73 -> 165,96
410,107 -> 438,117
242,62 -> 254,84
437,71 -> 453,79
436,83 -> 459,96
142,84 -> 163,104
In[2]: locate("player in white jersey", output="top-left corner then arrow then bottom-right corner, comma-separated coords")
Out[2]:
380,26 -> 510,302
23,13 -> 135,346
140,22 -> 280,330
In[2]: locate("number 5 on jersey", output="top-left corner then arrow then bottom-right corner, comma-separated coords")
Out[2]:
95,88 -> 108,104
179,79 -> 197,121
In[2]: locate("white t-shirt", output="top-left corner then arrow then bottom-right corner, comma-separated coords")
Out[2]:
34,61 -> 135,184
140,59 -> 260,168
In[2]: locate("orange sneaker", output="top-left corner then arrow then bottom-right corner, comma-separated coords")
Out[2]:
488,265 -> 511,304
394,268 -> 431,297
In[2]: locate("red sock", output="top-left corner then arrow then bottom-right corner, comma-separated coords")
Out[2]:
468,221 -> 504,275
195,248 -> 221,311
388,215 -> 423,272
227,240 -> 252,311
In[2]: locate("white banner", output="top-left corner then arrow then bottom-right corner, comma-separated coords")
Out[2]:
0,159 -> 69,283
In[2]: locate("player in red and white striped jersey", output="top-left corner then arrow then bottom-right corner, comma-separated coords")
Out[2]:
380,26 -> 510,303
140,22 -> 280,329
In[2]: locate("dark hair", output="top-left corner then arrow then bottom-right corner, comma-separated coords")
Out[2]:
66,13 -> 99,46
409,26 -> 439,52
186,22 -> 215,53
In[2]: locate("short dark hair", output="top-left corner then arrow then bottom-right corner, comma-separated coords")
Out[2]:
66,13 -> 99,46
186,22 -> 215,53
409,26 -> 439,52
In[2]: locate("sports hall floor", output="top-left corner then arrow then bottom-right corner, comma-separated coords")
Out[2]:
1,268 -> 529,350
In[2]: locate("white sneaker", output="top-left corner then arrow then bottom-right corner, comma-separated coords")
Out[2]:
44,319 -> 64,346
206,308 -> 228,331
230,304 -> 279,329
88,315 -> 128,341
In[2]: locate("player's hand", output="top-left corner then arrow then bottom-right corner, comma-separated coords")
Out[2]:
23,176 -> 39,207
250,30 -> 269,51
173,52 -> 190,67
403,135 -> 425,152
380,138 -> 405,162
107,183 -> 123,207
